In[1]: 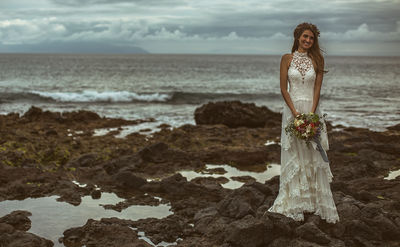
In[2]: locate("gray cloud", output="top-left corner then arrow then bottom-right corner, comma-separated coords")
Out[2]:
0,0 -> 399,55
50,0 -> 186,7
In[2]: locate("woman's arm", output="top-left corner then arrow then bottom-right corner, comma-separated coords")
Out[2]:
311,57 -> 324,113
280,54 -> 299,117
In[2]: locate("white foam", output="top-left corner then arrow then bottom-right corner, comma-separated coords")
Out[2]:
31,90 -> 172,103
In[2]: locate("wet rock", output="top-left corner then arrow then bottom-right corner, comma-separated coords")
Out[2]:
204,147 -> 272,166
112,169 -> 147,190
288,238 -> 328,247
66,153 -> 99,168
62,110 -> 101,122
138,142 -> 169,163
159,173 -> 222,200
131,214 -> 186,245
194,100 -> 281,128
0,210 -> 53,247
230,175 -> 256,184
191,176 -> 228,188
364,214 -> 400,240
268,237 -> 292,247
0,231 -> 54,247
218,185 -> 265,219
0,210 -> 32,231
138,142 -> 190,166
91,189 -> 101,199
263,211 -> 299,236
194,215 -> 232,244
336,200 -> 361,219
0,222 -> 14,234
225,214 -> 271,247
102,154 -> 140,175
194,206 -> 218,219
345,219 -> 381,241
22,106 -> 62,123
387,123 -> 400,131
295,222 -> 331,244
56,190 -> 82,206
61,219 -> 151,247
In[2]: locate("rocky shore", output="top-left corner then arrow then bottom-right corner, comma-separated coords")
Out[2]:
0,101 -> 400,247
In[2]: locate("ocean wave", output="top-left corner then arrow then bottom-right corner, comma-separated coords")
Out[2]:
30,90 -> 172,103
1,90 -> 282,104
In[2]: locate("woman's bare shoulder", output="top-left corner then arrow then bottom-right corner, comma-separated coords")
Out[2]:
281,53 -> 293,59
281,53 -> 293,66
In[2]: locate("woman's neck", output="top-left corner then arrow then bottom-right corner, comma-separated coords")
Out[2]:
297,47 -> 308,53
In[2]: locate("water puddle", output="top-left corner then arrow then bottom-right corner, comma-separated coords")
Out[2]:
384,168 -> 400,180
0,192 -> 172,246
93,121 -> 171,138
179,163 -> 281,189
264,140 -> 280,146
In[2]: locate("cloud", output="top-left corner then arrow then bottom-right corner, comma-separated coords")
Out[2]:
50,0 -> 186,7
0,0 -> 399,55
322,22 -> 400,41
0,17 -> 66,45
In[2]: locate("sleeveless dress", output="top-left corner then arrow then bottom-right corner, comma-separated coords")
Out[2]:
268,50 -> 340,224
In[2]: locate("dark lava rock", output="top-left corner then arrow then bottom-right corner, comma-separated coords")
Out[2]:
224,214 -> 272,247
204,147 -> 272,166
112,169 -> 147,190
62,110 -> 101,122
295,222 -> 331,244
387,123 -> 400,131
138,142 -> 169,163
0,210 -> 32,231
91,189 -> 101,199
22,106 -> 62,122
157,174 -> 224,203
66,152 -> 99,168
217,184 -> 266,219
0,210 -> 54,247
131,215 -> 187,245
194,100 -> 281,128
61,219 -> 151,247
194,207 -> 219,222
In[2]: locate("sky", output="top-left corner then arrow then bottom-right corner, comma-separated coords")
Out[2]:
0,0 -> 399,56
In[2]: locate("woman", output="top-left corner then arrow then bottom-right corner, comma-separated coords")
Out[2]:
268,23 -> 339,224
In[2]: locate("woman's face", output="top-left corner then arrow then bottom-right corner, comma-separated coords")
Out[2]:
298,29 -> 314,51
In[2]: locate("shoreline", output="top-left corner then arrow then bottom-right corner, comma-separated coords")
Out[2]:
1,102 -> 400,246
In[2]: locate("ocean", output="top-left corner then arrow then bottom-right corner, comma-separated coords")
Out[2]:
0,53 -> 399,131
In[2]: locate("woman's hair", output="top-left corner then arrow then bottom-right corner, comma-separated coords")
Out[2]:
291,22 -> 326,74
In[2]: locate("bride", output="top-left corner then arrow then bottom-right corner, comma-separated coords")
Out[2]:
267,23 -> 339,224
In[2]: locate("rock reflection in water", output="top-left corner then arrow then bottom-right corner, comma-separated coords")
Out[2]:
0,192 -> 172,247
180,163 -> 280,189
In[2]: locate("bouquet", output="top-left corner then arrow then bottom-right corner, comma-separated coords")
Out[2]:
285,112 -> 329,162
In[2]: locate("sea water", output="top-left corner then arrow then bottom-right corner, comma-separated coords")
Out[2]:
0,53 -> 399,131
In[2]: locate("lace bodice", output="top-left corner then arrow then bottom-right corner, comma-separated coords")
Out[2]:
288,50 -> 316,102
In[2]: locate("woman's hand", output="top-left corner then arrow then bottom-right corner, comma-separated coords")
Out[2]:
292,110 -> 300,118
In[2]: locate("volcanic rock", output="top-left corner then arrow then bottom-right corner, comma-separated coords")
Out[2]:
194,100 -> 281,128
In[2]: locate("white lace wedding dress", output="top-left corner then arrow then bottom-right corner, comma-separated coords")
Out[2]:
268,50 -> 340,224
